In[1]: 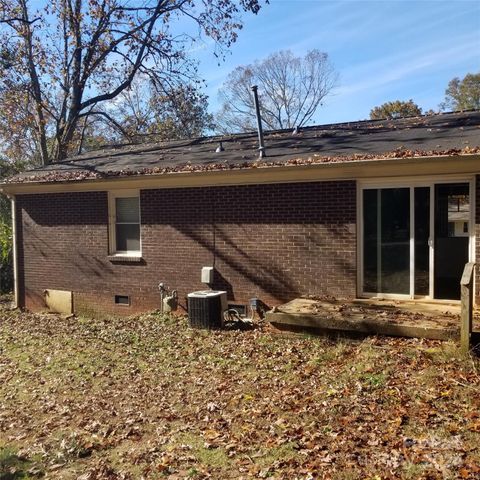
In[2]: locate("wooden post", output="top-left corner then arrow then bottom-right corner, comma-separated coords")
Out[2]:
460,262 -> 475,353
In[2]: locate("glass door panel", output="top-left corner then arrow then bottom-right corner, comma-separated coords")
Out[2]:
414,187 -> 430,296
434,183 -> 470,300
363,188 -> 410,294
363,189 -> 379,292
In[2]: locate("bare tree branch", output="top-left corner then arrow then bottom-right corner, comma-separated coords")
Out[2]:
0,0 -> 266,164
79,109 -> 131,138
216,50 -> 338,134
17,0 -> 49,165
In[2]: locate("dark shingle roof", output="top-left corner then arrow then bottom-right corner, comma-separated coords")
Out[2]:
8,111 -> 480,183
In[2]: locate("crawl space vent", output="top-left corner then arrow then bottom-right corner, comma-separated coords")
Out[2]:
115,295 -> 130,305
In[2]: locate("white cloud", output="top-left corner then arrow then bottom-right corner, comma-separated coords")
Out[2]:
338,34 -> 480,97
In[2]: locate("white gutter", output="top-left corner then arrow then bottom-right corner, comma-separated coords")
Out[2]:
11,196 -> 18,308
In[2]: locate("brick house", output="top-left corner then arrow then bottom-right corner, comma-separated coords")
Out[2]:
1,111 -> 480,316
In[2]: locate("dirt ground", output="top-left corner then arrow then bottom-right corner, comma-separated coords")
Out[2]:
1,300 -> 480,479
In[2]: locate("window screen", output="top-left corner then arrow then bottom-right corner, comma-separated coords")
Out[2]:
115,197 -> 140,252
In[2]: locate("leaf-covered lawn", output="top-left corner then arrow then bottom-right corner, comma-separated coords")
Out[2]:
1,304 -> 479,479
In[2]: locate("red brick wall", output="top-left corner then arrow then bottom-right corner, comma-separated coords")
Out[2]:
15,181 -> 357,315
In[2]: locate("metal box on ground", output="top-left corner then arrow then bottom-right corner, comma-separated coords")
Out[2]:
187,290 -> 227,329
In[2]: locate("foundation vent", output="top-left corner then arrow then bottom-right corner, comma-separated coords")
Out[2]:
115,295 -> 130,306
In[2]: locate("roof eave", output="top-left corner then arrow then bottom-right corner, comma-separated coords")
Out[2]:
1,153 -> 479,196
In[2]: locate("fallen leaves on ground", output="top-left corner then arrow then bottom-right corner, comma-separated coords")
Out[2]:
1,302 -> 479,479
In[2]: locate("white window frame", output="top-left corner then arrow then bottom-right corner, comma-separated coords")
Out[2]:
357,174 -> 476,302
108,190 -> 142,257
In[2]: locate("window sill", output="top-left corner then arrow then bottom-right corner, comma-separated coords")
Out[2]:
108,253 -> 143,263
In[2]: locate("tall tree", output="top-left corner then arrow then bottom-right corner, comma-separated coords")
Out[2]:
0,0 -> 265,165
369,100 -> 422,120
216,49 -> 338,133
440,72 -> 480,112
97,79 -> 215,146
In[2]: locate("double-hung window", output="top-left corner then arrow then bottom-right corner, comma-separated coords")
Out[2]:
109,191 -> 141,256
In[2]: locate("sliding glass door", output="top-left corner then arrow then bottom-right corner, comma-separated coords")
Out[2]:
361,180 -> 472,300
363,188 -> 410,294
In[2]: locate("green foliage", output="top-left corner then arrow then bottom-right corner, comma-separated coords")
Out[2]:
0,446 -> 44,478
370,99 -> 422,120
440,72 -> 480,111
0,221 -> 12,263
0,157 -> 19,292
0,157 -> 19,227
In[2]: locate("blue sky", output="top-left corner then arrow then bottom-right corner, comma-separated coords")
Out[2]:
193,0 -> 480,125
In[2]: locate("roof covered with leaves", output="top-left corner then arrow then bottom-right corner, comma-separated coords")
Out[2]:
7,110 -> 480,184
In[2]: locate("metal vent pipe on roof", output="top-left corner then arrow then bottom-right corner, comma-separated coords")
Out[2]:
251,85 -> 266,158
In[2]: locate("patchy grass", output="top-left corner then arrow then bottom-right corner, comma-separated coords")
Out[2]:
0,445 -> 44,479
1,305 -> 480,479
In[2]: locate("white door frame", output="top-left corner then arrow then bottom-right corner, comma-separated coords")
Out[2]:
357,174 -> 476,301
